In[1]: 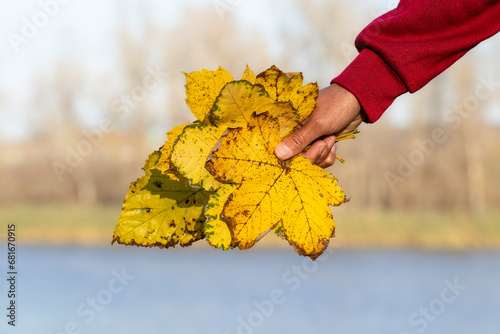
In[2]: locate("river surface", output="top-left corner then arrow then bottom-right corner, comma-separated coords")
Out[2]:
1,246 -> 499,334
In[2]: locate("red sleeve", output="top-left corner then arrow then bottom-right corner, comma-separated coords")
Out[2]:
332,0 -> 500,122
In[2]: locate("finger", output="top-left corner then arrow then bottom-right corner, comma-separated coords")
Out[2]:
302,140 -> 328,164
323,135 -> 337,151
300,134 -> 336,164
318,152 -> 336,168
275,122 -> 323,160
318,144 -> 337,168
316,143 -> 332,165
314,136 -> 336,165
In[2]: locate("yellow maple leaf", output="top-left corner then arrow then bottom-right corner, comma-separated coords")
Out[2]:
204,184 -> 238,250
183,67 -> 233,121
206,113 -> 346,259
255,65 -> 319,122
112,151 -> 210,248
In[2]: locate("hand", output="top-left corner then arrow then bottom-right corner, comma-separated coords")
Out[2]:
274,83 -> 363,168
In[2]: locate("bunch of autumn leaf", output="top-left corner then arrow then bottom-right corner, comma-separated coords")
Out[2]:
112,65 -> 348,259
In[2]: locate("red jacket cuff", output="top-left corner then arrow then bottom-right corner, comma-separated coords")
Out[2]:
331,49 -> 408,123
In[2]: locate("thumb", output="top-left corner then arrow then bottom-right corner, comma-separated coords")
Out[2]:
274,123 -> 319,160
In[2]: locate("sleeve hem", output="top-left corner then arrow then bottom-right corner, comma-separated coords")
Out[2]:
331,49 -> 408,123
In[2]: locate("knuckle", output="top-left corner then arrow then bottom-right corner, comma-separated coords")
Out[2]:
287,132 -> 308,151
322,153 -> 336,168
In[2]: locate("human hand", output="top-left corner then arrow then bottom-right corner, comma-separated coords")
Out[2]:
274,83 -> 363,168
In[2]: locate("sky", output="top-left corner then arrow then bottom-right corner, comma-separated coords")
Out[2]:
0,0 -> 310,141
1,0 -> 499,142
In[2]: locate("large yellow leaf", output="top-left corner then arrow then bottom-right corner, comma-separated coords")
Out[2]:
112,151 -> 210,248
204,184 -> 238,250
255,65 -> 319,122
206,113 -> 346,259
184,67 -> 233,121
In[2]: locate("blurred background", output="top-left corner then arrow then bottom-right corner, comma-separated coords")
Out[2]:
0,0 -> 499,333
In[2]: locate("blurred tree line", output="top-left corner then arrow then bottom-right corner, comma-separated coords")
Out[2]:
1,0 -> 499,215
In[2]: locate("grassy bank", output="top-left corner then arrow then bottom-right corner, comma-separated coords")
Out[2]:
333,209 -> 500,250
0,204 -> 499,250
0,204 -> 121,246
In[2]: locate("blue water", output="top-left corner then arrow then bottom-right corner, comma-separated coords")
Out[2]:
1,246 -> 500,334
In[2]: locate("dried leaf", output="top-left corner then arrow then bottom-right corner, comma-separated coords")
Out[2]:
255,65 -> 318,122
206,113 -> 346,259
112,151 -> 210,248
183,67 -> 233,121
204,184 -> 238,250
